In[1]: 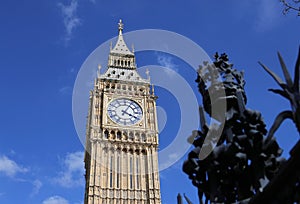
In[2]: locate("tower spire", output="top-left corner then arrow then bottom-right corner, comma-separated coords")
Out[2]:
108,20 -> 136,70
102,20 -> 150,82
109,19 -> 133,56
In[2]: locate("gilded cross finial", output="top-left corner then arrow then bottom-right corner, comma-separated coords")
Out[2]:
118,19 -> 123,34
146,68 -> 150,80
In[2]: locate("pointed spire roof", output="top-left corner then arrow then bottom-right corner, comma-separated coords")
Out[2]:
110,19 -> 134,56
99,20 -> 149,84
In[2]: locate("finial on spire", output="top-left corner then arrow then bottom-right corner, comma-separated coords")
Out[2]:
151,84 -> 155,95
110,41 -> 112,51
146,68 -> 150,80
131,44 -> 135,52
97,64 -> 101,77
118,19 -> 124,35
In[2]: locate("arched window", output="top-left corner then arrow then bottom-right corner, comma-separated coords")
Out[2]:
141,133 -> 146,142
117,131 -> 121,140
130,156 -> 133,189
135,132 -> 140,141
104,130 -> 109,139
129,132 -> 134,141
136,158 -> 140,189
109,156 -> 113,188
111,131 -> 115,139
117,155 -> 120,188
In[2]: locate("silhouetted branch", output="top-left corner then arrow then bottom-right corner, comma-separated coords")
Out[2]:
266,110 -> 293,141
280,0 -> 300,16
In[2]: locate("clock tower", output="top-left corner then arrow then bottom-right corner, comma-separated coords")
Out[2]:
84,20 -> 161,204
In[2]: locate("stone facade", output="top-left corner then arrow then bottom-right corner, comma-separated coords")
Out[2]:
84,20 -> 161,204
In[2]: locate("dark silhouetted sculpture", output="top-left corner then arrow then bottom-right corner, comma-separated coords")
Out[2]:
183,53 -> 285,203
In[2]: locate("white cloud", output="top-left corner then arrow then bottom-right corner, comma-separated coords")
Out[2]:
254,0 -> 282,31
30,179 -> 43,197
53,151 -> 84,188
0,155 -> 28,177
59,86 -> 72,95
159,152 -> 182,170
58,0 -> 81,43
42,195 -> 69,204
9,150 -> 16,155
157,54 -> 178,77
70,68 -> 75,73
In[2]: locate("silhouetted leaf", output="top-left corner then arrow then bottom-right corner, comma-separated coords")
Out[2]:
294,46 -> 300,92
278,52 -> 293,88
268,88 -> 289,99
259,61 -> 285,88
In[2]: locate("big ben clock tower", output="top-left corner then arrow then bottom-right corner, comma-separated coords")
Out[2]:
84,20 -> 162,204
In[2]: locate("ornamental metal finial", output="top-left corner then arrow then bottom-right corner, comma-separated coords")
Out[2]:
146,68 -> 150,80
118,19 -> 124,34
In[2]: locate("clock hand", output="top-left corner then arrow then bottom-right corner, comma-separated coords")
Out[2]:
121,110 -> 138,119
122,103 -> 132,115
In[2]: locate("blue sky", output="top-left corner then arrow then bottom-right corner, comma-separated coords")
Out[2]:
0,0 -> 299,203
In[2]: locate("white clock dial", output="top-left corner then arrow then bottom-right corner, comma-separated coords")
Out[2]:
107,98 -> 143,126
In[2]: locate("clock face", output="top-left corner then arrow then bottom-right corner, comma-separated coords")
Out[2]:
107,98 -> 143,126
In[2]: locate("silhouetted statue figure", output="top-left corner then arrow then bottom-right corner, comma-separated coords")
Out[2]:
183,53 -> 285,203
